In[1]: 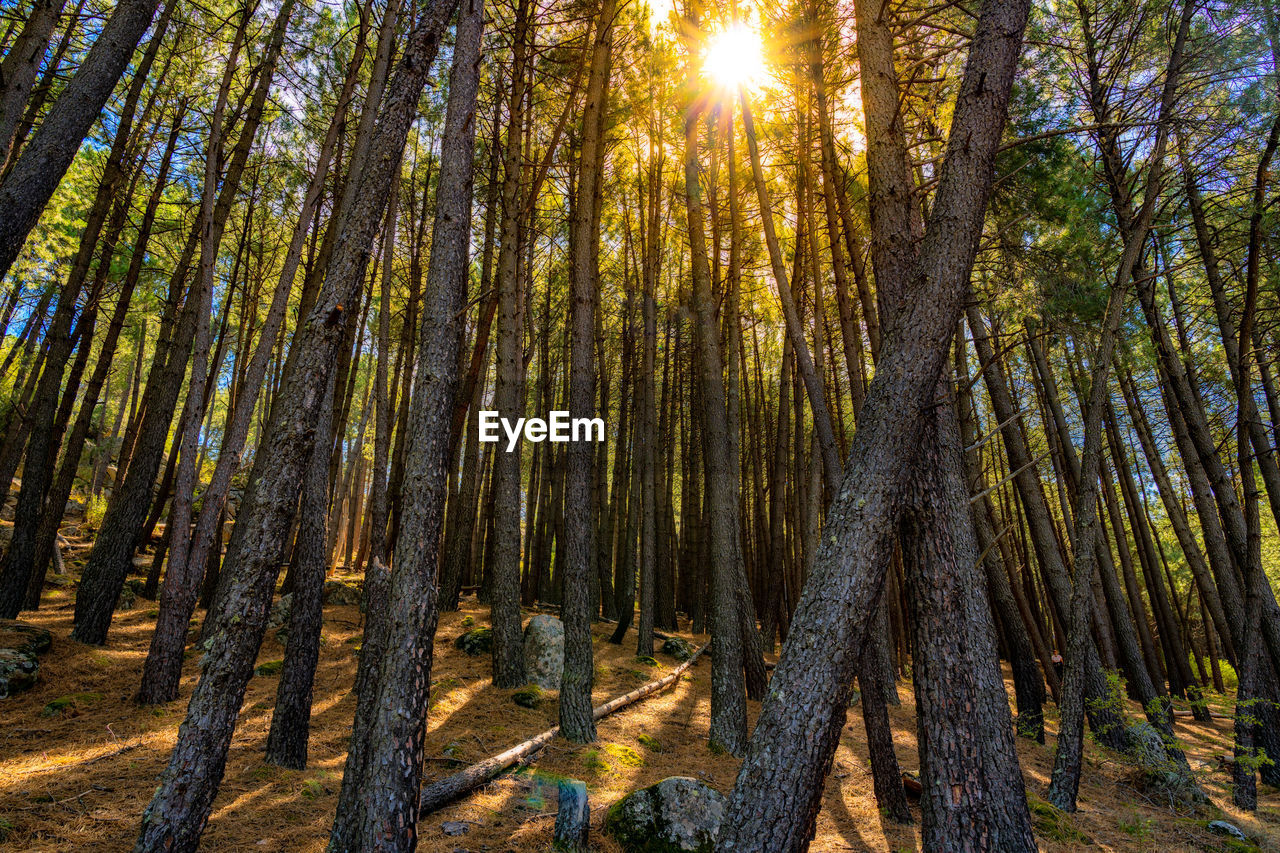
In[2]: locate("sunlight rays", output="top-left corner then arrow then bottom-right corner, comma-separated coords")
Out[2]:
702,22 -> 769,93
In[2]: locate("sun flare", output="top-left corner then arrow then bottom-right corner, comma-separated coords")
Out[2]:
702,23 -> 768,91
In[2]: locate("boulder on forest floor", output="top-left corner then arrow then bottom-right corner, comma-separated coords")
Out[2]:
660,636 -> 695,662
322,579 -> 362,606
267,593 -> 293,641
1207,820 -> 1249,843
1125,720 -> 1205,805
0,619 -> 52,656
454,626 -> 493,656
0,620 -> 50,699
0,648 -> 39,698
603,776 -> 726,853
522,614 -> 563,690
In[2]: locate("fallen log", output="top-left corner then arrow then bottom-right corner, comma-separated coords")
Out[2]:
419,643 -> 707,814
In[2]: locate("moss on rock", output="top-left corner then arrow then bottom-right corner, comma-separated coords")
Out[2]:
453,626 -> 493,656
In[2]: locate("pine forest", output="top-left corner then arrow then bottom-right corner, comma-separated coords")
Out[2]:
0,0 -> 1278,849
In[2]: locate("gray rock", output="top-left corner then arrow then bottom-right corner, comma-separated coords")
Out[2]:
522,614 -> 564,690
441,821 -> 470,837
322,579 -> 362,606
604,776 -> 726,853
1125,721 -> 1204,804
0,619 -> 52,656
0,648 -> 39,698
660,636 -> 695,662
454,627 -> 493,655
1207,820 -> 1249,843
267,593 -> 293,642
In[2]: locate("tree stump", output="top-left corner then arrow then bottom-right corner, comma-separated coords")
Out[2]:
554,778 -> 589,852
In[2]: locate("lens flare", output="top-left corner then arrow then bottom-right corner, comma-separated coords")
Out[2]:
702,23 -> 767,91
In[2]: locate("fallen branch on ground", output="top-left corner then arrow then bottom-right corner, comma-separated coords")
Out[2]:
418,643 -> 707,815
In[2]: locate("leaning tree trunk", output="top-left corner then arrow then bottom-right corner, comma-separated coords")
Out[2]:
133,0 -> 459,848
338,2 -> 481,844
0,3 -> 174,616
0,0 -> 69,163
0,0 -> 163,279
716,0 -> 1030,843
263,374 -> 333,769
72,12 -> 278,645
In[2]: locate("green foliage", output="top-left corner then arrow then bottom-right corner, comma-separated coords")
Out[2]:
83,496 -> 108,530
254,660 -> 284,677
512,685 -> 543,708
582,748 -> 608,773
637,733 -> 662,752
1084,669 -> 1131,750
453,627 -> 493,656
1216,658 -> 1240,693
1026,792 -> 1089,845
1118,810 -> 1153,838
604,743 -> 644,767
41,692 -> 104,717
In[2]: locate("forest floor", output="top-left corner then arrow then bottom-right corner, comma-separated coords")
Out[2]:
0,529 -> 1278,850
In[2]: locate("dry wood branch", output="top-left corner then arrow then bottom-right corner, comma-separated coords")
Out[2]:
418,643 -> 707,814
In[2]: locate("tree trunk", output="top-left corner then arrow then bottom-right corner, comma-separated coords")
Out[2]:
340,1 -> 480,841
0,0 -> 163,279
133,0 -> 459,846
561,0 -> 613,744
0,0 -> 69,164
488,0 -> 532,689
717,0 -> 1030,841
263,374 -> 333,769
681,1 -> 746,757
902,372 -> 1036,851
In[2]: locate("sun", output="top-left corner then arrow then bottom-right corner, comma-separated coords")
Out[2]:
702,23 -> 768,91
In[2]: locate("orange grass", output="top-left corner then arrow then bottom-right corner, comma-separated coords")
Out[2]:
0,574 -> 1277,851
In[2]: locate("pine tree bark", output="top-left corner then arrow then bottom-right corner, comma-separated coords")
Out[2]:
0,0 -> 163,279
22,110 -> 176,608
717,0 -> 1030,844
488,0 -> 532,689
957,345 -> 1046,742
561,0 -> 613,744
73,0 -> 282,645
0,0 -> 69,164
902,372 -> 1036,851
264,374 -> 333,769
681,1 -> 747,757
341,1 -> 480,842
133,0 -> 459,846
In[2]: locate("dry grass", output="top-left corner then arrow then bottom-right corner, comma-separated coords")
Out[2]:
0,576 -> 1277,851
